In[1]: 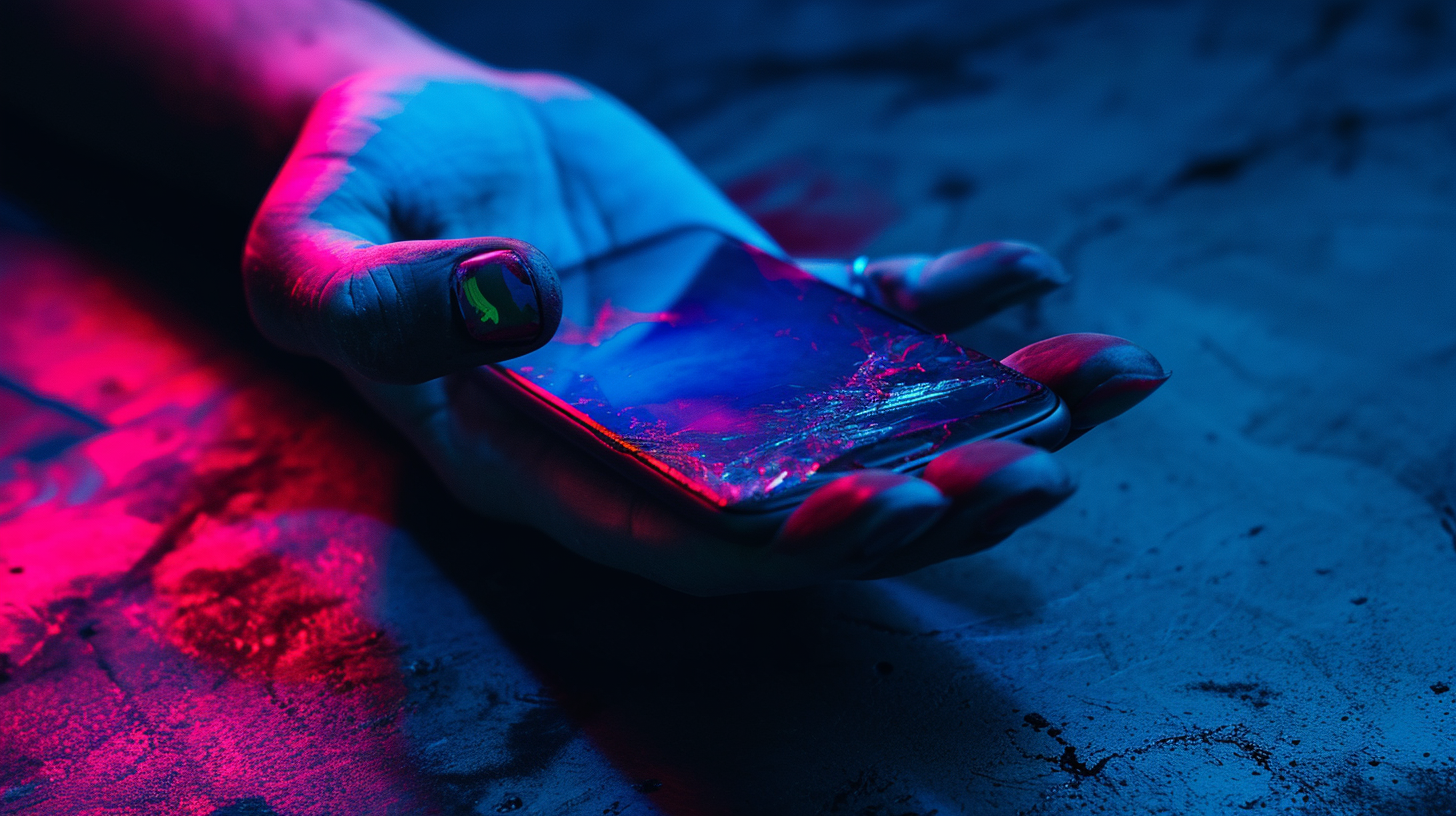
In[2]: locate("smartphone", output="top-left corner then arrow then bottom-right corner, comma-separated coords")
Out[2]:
475,227 -> 1067,531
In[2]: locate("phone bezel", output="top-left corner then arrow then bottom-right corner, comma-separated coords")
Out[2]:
473,231 -> 1069,533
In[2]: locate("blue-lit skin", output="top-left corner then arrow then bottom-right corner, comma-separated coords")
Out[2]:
290,70 -> 1169,594
10,0 -> 1167,594
797,241 -> 1071,334
0,0 -> 1160,592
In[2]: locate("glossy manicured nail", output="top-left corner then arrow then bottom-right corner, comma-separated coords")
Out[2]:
453,250 -> 543,344
1002,333 -> 1170,430
921,439 -> 1048,500
775,471 -> 948,561
854,243 -> 1069,334
919,440 -> 1075,549
855,486 -> 949,559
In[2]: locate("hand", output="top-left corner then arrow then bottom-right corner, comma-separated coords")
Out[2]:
245,68 -> 1169,595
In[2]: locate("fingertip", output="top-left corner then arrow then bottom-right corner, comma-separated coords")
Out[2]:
857,442 -> 1074,580
880,241 -> 1069,333
1003,242 -> 1072,288
502,239 -> 563,344
925,439 -> 1075,539
321,237 -> 563,383
922,439 -> 1047,495
1070,369 -> 1171,429
452,240 -> 561,349
924,241 -> 1069,290
1002,333 -> 1169,430
923,440 -> 1074,509
775,470 -> 948,561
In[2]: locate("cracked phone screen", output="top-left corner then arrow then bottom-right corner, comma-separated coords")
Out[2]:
494,228 -> 1054,512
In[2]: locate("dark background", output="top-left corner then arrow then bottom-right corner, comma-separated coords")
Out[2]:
3,1 -> 1456,814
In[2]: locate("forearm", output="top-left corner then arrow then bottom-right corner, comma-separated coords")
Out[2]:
1,0 -> 470,197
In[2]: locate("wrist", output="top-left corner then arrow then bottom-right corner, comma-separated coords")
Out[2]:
217,7 -> 478,157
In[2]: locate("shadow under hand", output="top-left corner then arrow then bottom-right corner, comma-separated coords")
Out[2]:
399,462 -> 1059,815
0,106 -> 1065,816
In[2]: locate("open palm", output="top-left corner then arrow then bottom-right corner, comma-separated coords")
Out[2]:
244,69 -> 1168,594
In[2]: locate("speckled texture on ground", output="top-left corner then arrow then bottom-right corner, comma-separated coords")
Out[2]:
3,1 -> 1455,814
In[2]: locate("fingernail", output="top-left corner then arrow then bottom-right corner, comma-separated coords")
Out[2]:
453,250 -> 543,344
921,441 -> 1074,539
856,498 -> 946,559
1001,334 -> 1170,428
888,243 -> 1068,333
775,471 -> 947,560
1000,242 -> 1071,288
921,439 -> 1043,500
1071,370 -> 1172,429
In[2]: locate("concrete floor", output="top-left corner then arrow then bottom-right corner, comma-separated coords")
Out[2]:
4,1 -> 1456,813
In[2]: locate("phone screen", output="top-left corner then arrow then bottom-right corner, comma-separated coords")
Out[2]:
494,228 -> 1054,512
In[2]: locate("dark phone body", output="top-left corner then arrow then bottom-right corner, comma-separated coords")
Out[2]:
474,228 -> 1067,533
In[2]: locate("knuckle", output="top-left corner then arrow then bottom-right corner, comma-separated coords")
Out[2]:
318,270 -> 409,380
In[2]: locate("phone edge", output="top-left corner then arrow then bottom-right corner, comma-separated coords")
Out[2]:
469,365 -> 1067,538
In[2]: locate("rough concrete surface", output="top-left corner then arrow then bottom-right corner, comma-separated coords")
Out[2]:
3,1 -> 1455,814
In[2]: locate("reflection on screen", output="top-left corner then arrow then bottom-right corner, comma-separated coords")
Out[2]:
498,229 -> 1047,510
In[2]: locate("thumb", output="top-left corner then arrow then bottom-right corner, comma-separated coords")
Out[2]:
244,234 -> 562,383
